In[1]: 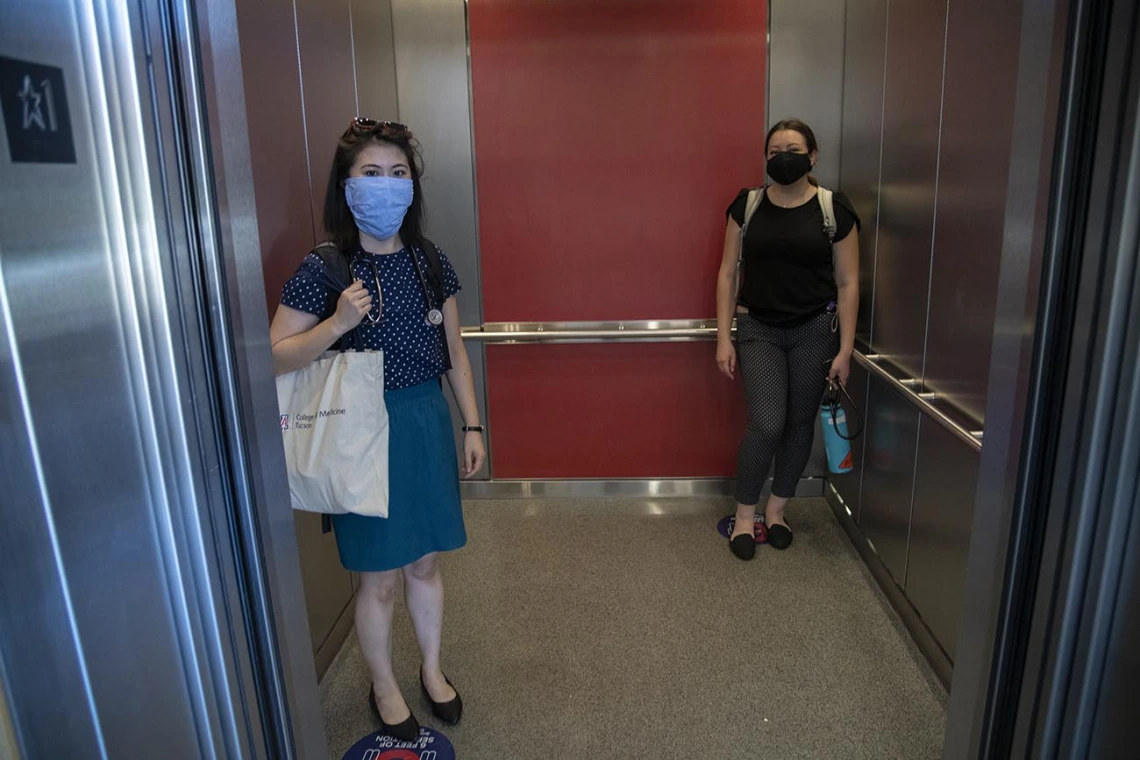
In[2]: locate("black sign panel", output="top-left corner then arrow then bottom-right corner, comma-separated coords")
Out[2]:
0,55 -> 76,164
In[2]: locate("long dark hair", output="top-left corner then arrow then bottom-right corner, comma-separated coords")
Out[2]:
765,118 -> 820,186
322,120 -> 427,256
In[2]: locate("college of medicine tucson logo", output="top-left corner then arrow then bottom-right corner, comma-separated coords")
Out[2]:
281,408 -> 346,432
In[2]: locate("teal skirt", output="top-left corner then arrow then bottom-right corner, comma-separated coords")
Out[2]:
331,379 -> 467,572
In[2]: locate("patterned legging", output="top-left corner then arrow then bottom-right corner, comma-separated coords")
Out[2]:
734,309 -> 838,505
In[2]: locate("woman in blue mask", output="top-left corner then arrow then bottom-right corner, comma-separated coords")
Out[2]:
269,119 -> 484,740
714,119 -> 861,562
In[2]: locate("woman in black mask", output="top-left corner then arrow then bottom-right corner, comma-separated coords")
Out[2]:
714,119 -> 860,561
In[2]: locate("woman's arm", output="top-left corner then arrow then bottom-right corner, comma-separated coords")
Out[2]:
269,280 -> 372,376
829,232 -> 860,385
442,297 -> 486,477
715,219 -> 742,379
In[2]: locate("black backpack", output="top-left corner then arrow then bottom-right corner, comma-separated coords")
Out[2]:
311,240 -> 452,369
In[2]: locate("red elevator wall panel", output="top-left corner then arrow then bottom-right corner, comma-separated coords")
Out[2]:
469,1 -> 765,477
486,343 -> 746,478
469,0 -> 768,321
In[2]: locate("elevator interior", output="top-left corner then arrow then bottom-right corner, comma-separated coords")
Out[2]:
1,0 -> 1138,757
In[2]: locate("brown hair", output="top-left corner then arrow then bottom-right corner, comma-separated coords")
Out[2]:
322,121 -> 427,256
765,118 -> 820,186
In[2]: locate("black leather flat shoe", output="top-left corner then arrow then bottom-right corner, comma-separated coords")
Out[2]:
730,532 -> 757,560
767,523 -> 794,550
369,687 -> 420,742
421,670 -> 463,725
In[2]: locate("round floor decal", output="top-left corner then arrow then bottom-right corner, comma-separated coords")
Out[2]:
341,727 -> 456,760
717,514 -> 768,544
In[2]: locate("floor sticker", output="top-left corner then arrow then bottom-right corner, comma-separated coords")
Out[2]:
342,727 -> 456,760
717,513 -> 768,544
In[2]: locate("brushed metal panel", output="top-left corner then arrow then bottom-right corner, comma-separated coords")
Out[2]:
294,513 -> 355,653
391,0 -> 483,324
392,0 -> 490,472
298,0 -> 359,235
826,485 -> 952,688
922,0 -> 1023,423
233,0 -> 317,304
828,360 -> 870,520
943,0 -> 1068,751
906,417 -> 981,659
0,0 -> 213,753
858,374 -> 920,583
768,0 -> 846,189
839,0 -> 888,343
872,0 -> 948,377
351,0 -> 399,120
200,0 -> 332,751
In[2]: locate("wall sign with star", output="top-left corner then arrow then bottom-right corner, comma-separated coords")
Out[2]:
0,55 -> 76,164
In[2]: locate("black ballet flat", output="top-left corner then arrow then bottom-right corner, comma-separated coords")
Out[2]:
369,687 -> 420,742
729,532 -> 757,561
421,670 -> 463,725
767,523 -> 794,551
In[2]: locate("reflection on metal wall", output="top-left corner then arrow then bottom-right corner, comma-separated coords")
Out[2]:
923,0 -> 1023,422
858,376 -> 921,583
1,0 -> 326,754
768,0 -> 847,189
873,0 -> 947,379
823,0 -> 1032,669
390,0 -> 490,466
906,419 -> 979,659
235,0 -> 404,672
838,0 -> 888,344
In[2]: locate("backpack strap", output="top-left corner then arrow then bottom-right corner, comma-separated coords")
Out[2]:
310,242 -> 355,351
735,187 -> 765,300
816,186 -> 837,242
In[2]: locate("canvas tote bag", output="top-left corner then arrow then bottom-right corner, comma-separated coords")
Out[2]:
277,347 -> 389,517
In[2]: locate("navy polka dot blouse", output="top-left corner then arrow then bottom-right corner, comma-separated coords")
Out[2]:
281,246 -> 462,391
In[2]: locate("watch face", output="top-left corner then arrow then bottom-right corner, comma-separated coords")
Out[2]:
427,309 -> 444,326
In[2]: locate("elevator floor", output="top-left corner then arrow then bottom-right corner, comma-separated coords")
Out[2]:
319,497 -> 947,759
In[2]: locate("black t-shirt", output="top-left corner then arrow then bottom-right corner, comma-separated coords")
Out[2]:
727,188 -> 860,326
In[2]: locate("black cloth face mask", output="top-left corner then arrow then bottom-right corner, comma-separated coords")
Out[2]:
766,151 -> 813,185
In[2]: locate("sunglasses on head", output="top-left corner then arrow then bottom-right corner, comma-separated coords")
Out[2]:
346,117 -> 410,137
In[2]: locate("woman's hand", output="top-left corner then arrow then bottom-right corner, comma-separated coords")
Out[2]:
716,339 -> 737,380
461,431 -> 486,478
332,280 -> 373,333
829,352 -> 851,387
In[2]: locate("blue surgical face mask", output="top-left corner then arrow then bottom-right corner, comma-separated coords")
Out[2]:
344,176 -> 414,241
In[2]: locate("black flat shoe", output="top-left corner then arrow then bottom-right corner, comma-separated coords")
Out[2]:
421,670 -> 463,725
730,532 -> 757,560
369,687 -> 420,742
767,522 -> 794,550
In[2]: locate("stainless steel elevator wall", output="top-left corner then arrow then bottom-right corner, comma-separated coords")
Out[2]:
773,0 -> 1030,669
234,0 -> 403,675
768,0 -> 847,189
839,0 -> 888,346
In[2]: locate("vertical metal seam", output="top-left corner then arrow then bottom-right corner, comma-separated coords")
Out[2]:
837,0 -> 850,186
389,0 -> 401,121
905,0 -> 952,587
921,0 -> 953,385
765,0 -> 772,130
869,0 -> 890,347
291,0 -> 316,242
348,0 -> 360,116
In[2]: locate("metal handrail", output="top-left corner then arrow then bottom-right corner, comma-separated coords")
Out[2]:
460,319 -> 984,451
852,352 -> 983,452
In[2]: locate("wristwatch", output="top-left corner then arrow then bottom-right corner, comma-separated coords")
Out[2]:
462,425 -> 484,433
